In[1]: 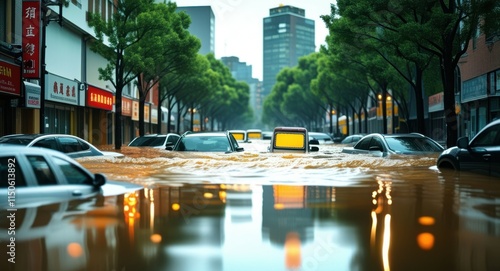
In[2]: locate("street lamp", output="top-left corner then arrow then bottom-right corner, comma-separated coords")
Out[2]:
39,0 -> 63,133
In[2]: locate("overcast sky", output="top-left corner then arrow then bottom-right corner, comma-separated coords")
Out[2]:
174,0 -> 334,81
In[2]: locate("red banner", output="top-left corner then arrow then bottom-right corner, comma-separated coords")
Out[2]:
87,85 -> 113,110
0,60 -> 21,96
22,1 -> 41,78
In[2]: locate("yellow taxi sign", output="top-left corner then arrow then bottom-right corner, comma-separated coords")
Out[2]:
231,132 -> 245,141
274,133 -> 305,149
247,129 -> 262,140
229,130 -> 247,142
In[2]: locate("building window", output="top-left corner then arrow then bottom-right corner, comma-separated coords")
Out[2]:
496,70 -> 500,93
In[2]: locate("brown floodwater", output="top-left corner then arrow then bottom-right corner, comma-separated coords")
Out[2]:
2,140 -> 500,271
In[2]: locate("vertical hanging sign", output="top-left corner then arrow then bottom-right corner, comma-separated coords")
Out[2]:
22,0 -> 41,78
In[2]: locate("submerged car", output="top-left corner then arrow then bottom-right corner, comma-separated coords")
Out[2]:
167,131 -> 244,153
269,127 -> 319,153
437,119 -> 500,177
128,133 -> 180,148
0,146 -> 142,208
308,132 -> 335,145
0,134 -> 123,158
341,133 -> 444,156
340,134 -> 366,146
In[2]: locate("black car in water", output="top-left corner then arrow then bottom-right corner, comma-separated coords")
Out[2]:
437,119 -> 500,177
167,131 -> 244,153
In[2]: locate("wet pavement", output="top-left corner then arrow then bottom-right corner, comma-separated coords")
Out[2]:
1,141 -> 500,271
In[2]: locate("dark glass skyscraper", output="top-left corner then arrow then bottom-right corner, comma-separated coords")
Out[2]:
262,5 -> 315,97
176,6 -> 215,55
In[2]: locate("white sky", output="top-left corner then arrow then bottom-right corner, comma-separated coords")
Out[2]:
174,0 -> 334,81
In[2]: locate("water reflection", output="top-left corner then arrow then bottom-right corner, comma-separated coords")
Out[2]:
1,143 -> 500,271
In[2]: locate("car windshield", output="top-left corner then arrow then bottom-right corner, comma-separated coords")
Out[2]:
0,137 -> 32,145
129,136 -> 166,147
178,136 -> 229,152
311,133 -> 331,140
385,137 -> 442,153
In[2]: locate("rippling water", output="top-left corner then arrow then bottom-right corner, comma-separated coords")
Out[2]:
82,141 -> 440,184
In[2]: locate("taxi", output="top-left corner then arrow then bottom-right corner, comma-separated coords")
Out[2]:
268,127 -> 319,153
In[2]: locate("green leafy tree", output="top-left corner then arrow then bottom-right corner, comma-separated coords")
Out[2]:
263,53 -> 324,129
88,0 -> 158,149
134,3 -> 200,136
328,0 -> 500,146
158,54 -> 208,133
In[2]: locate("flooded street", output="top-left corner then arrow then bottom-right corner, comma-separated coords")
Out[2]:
2,140 -> 500,271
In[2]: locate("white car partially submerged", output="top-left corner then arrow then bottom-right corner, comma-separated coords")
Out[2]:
0,146 -> 142,208
0,134 -> 124,158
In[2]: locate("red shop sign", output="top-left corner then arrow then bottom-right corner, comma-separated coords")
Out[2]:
22,0 -> 40,78
0,60 -> 21,96
87,85 -> 113,110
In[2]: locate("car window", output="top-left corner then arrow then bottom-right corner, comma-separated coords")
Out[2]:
355,137 -> 371,150
386,137 -> 442,152
52,157 -> 93,185
58,137 -> 90,153
0,156 -> 27,187
178,137 -> 199,151
33,138 -> 58,150
0,137 -> 33,145
472,124 -> 500,147
149,137 -> 166,146
167,135 -> 180,145
129,137 -> 152,146
26,155 -> 57,185
370,137 -> 384,151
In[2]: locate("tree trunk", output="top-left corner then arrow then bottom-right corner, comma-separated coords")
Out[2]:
414,67 -> 426,135
442,55 -> 458,147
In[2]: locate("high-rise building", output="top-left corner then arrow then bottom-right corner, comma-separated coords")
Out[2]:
176,6 -> 215,55
221,56 -> 263,127
262,5 -> 315,97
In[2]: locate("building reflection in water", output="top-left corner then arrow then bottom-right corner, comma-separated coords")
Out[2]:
5,170 -> 500,271
370,174 -> 393,271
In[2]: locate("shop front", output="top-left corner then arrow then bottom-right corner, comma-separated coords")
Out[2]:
16,81 -> 41,134
0,58 -> 22,136
86,85 -> 113,146
44,73 -> 81,135
121,96 -> 134,144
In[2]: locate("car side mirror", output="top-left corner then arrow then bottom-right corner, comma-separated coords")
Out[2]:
236,147 -> 244,152
310,146 -> 319,152
456,137 -> 469,149
93,173 -> 106,187
165,146 -> 174,151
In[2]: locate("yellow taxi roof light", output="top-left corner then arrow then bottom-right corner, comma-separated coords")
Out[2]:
274,133 -> 305,149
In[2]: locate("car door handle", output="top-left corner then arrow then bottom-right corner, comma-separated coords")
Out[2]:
482,154 -> 491,161
72,190 -> 82,196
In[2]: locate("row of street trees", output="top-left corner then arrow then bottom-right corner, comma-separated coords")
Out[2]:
87,0 -> 252,150
262,0 -> 499,147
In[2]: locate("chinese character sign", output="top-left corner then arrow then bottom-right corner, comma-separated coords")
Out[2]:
22,0 -> 40,78
87,85 -> 114,111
